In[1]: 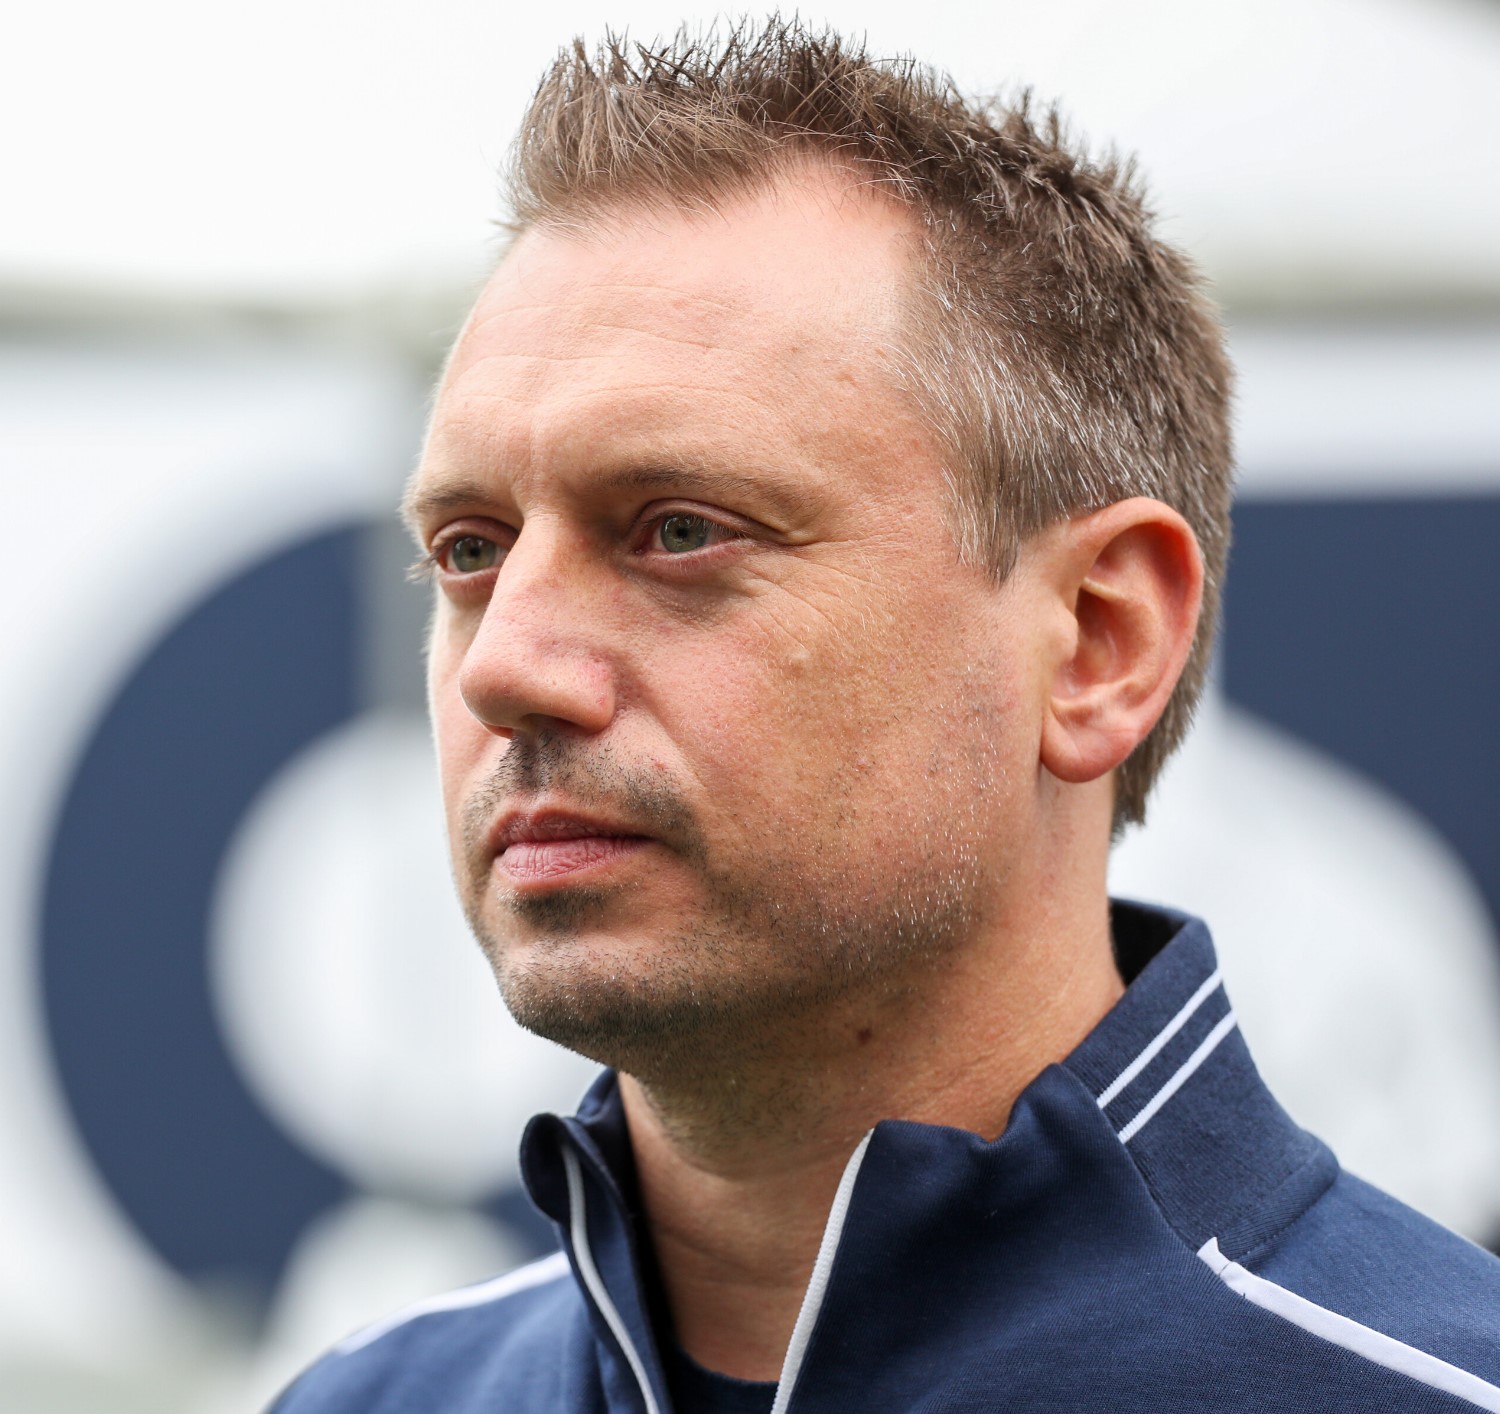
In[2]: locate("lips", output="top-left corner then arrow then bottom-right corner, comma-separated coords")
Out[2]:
488,808 -> 652,885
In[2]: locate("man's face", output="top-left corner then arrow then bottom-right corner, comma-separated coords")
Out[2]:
411,173 -> 1049,1072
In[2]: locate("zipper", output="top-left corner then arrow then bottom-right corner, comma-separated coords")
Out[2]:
769,1131 -> 875,1414
563,1144 -> 664,1414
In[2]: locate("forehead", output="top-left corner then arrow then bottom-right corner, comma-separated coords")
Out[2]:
474,169 -> 919,357
416,173 -> 930,508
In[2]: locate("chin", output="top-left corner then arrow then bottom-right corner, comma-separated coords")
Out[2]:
463,844 -> 984,1074
495,949 -> 742,1073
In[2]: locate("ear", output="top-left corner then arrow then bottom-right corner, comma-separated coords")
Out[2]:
1039,498 -> 1204,787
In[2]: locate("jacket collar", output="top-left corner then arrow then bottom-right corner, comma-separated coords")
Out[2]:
520,902 -> 1334,1410
1064,900 -> 1333,1255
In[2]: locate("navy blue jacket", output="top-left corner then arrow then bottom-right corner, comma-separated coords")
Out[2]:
272,904 -> 1500,1411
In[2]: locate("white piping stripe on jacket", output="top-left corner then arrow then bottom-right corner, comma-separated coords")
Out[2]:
1117,1009 -> 1238,1144
769,1131 -> 874,1414
563,1146 -> 663,1414
1097,967 -> 1223,1109
1198,1238 -> 1500,1412
335,1250 -> 570,1355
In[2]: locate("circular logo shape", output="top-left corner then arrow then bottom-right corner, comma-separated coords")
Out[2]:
41,526 -> 363,1292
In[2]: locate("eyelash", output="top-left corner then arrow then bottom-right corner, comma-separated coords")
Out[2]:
406,551 -> 437,585
407,511 -> 747,586
404,544 -> 455,585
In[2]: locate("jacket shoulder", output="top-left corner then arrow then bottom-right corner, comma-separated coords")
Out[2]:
269,1251 -> 584,1412
1233,1169 -> 1500,1389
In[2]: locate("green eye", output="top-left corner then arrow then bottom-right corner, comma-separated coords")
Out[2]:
657,514 -> 713,553
448,536 -> 499,573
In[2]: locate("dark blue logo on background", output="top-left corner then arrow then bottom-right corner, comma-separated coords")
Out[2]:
40,527 -> 361,1294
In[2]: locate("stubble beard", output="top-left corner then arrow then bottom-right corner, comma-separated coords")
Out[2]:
455,732 -> 984,1085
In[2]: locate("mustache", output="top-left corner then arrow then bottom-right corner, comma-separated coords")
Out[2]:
459,730 -> 703,865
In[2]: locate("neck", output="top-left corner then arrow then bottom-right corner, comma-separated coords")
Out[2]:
620,871 -> 1124,1381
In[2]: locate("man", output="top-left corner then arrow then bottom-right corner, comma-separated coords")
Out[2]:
274,20 -> 1500,1413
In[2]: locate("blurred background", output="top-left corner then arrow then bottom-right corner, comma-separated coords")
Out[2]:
3,0 -> 1498,1408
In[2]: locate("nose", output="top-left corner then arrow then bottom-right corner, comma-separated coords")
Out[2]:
455,521 -> 617,738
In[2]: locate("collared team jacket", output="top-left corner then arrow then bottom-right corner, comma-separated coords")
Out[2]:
272,904 -> 1500,1411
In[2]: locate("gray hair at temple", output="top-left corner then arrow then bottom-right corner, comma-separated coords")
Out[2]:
502,16 -> 1235,830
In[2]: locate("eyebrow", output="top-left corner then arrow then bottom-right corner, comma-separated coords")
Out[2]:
401,459 -> 821,539
400,477 -> 492,537
600,463 -> 821,522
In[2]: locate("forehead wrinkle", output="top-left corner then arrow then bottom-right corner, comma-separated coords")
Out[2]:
451,304 -> 839,388
459,279 -> 763,355
441,310 -> 824,416
444,352 -> 779,401
528,278 -> 755,323
442,373 -> 818,458
442,295 -> 893,435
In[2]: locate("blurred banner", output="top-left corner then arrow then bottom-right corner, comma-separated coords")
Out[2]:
3,2 -> 1498,1410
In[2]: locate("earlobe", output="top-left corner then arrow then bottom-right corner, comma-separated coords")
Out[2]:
1039,499 -> 1203,786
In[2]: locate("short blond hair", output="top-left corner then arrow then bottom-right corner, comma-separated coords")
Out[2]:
506,19 -> 1234,829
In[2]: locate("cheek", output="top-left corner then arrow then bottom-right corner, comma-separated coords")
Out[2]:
661,604 -> 934,813
427,652 -> 490,821
781,612 -> 1025,823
